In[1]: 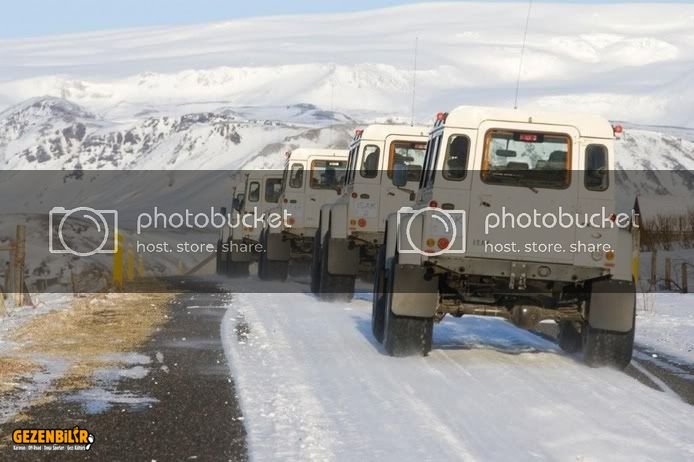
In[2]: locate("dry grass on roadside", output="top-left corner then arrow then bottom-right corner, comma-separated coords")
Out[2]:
1,290 -> 174,410
0,357 -> 40,393
11,292 -> 172,357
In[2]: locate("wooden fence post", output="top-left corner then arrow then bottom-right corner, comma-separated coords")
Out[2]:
683,263 -> 689,294
650,250 -> 657,288
664,258 -> 671,290
0,287 -> 5,316
14,225 -> 27,306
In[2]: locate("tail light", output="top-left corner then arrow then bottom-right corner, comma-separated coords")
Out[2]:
358,218 -> 367,228
429,200 -> 438,208
437,238 -> 450,250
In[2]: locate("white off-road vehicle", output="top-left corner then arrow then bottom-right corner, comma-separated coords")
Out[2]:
375,106 -> 639,369
259,149 -> 349,281
221,171 -> 283,276
312,124 -> 429,300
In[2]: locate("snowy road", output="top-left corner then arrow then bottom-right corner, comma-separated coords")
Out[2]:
221,285 -> 694,462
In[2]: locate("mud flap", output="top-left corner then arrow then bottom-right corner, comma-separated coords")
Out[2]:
588,279 -> 635,333
389,263 -> 438,318
326,238 -> 359,276
266,233 -> 290,261
228,240 -> 253,262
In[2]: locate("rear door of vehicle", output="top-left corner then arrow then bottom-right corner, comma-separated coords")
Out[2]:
465,121 -> 579,264
305,156 -> 346,229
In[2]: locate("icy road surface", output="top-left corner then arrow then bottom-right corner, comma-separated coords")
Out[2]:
221,287 -> 694,461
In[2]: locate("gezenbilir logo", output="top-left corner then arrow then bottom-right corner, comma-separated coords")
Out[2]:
12,426 -> 95,451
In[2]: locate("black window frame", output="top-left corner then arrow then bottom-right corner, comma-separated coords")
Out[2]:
584,144 -> 609,192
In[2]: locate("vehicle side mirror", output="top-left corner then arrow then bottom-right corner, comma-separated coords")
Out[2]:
336,186 -> 342,196
220,207 -> 227,216
392,162 -> 408,187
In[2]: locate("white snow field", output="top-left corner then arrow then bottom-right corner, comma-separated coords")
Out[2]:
637,293 -> 694,364
221,285 -> 694,462
1,2 -> 694,125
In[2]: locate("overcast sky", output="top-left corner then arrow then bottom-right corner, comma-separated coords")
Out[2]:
1,0 -> 690,39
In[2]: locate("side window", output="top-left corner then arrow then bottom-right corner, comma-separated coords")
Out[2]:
360,145 -> 380,179
443,135 -> 470,181
289,163 -> 304,189
585,144 -> 609,191
248,181 -> 260,202
423,134 -> 442,188
265,178 -> 283,203
346,144 -> 360,184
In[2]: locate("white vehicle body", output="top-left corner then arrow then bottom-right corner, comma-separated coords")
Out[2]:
259,148 -> 348,280
218,171 -> 283,276
377,106 -> 638,367
313,124 -> 429,298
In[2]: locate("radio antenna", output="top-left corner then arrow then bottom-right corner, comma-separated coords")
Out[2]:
514,0 -> 533,110
411,36 -> 419,126
330,66 -> 335,146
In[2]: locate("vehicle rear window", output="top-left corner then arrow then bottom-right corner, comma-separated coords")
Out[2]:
265,178 -> 283,203
443,135 -> 470,181
289,163 -> 304,189
481,130 -> 571,189
310,160 -> 348,189
387,141 -> 427,182
585,144 -> 609,191
248,181 -> 260,202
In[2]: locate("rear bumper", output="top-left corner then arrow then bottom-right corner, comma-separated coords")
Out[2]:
426,255 -> 611,283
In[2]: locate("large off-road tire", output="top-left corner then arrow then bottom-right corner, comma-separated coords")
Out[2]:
371,245 -> 387,344
557,321 -> 582,354
310,229 -> 322,294
258,231 -> 289,281
382,254 -> 433,357
582,282 -> 635,370
318,230 -> 356,302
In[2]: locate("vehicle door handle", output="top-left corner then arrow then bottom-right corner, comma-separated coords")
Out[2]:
310,198 -> 316,202
387,192 -> 395,196
289,200 -> 297,204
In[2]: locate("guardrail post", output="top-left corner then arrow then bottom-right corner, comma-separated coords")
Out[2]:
650,250 -> 657,288
664,258 -> 671,290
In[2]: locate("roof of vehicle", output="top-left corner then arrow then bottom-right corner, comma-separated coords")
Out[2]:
246,171 -> 283,181
288,148 -> 349,161
441,106 -> 614,139
354,124 -> 429,144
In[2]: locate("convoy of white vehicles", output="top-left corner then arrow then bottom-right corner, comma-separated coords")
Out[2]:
259,148 -> 349,281
313,125 -> 429,300
216,106 -> 638,369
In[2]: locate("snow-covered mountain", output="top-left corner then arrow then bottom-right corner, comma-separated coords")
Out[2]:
0,97 -> 356,170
